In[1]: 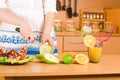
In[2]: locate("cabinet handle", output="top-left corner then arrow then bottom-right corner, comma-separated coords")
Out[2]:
68,42 -> 83,44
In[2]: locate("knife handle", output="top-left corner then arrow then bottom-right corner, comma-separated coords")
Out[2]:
15,27 -> 30,40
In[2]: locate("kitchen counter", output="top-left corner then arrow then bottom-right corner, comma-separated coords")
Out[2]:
55,31 -> 120,37
0,54 -> 120,80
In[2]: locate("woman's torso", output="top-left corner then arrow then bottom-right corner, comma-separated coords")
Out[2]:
0,0 -> 47,54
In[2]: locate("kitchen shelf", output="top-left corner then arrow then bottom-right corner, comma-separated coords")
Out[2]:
79,8 -> 105,32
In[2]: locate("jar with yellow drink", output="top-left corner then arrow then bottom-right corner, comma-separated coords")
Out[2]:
88,41 -> 102,63
83,35 -> 102,63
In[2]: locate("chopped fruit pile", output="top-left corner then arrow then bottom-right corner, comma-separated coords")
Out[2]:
0,46 -> 27,61
58,52 -> 89,65
84,35 -> 97,48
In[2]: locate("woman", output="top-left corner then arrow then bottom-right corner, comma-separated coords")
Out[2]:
0,0 -> 58,55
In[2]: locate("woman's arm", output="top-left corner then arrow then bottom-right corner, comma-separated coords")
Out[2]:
0,8 -> 24,26
42,12 -> 55,47
42,0 -> 57,49
0,8 -> 34,42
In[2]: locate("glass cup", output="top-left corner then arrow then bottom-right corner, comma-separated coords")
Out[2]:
54,20 -> 62,32
88,41 -> 102,63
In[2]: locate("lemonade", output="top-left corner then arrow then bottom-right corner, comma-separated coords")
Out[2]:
89,47 -> 102,63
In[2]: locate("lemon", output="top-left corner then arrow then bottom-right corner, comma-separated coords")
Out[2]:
40,44 -> 53,54
84,35 -> 96,48
63,54 -> 73,64
75,54 -> 89,64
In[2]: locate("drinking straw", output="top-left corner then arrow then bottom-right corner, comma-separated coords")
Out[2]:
99,24 -> 117,44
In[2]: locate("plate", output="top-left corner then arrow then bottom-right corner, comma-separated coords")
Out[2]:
0,56 -> 34,65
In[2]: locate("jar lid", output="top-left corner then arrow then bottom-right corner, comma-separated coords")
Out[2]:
105,22 -> 113,24
54,20 -> 62,22
67,20 -> 74,23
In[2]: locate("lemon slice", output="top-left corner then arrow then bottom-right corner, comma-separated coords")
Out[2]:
84,35 -> 96,48
40,44 -> 53,54
75,54 -> 89,64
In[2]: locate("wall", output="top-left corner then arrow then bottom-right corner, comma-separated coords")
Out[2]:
55,0 -> 120,31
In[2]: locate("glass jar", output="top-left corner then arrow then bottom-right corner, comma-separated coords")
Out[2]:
83,12 -> 87,19
93,13 -> 97,19
100,13 -> 104,19
104,22 -> 113,33
92,22 -> 100,32
54,20 -> 62,32
66,20 -> 75,32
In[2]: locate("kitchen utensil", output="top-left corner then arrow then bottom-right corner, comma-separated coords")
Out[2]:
73,0 -> 78,17
62,0 -> 66,10
67,0 -> 72,18
15,27 -> 30,40
56,0 -> 61,11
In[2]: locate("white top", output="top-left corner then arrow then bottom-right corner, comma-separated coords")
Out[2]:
0,0 -> 57,31
0,0 -> 58,55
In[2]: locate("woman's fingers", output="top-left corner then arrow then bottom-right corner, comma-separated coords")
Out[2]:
20,33 -> 34,42
29,33 -> 34,42
42,37 -> 54,52
48,38 -> 54,51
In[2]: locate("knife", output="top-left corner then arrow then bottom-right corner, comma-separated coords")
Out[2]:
15,27 -> 30,40
67,0 -> 72,18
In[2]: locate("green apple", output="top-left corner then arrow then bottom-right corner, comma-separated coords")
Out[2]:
35,54 -> 44,59
43,53 -> 59,64
40,44 -> 53,54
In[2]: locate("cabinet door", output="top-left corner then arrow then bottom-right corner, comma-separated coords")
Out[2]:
102,37 -> 120,55
56,36 -> 63,54
104,8 -> 120,33
64,36 -> 87,52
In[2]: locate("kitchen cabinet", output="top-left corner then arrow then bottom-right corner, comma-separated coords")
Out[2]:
56,36 -> 63,55
56,32 -> 120,55
95,36 -> 120,55
80,8 -> 105,32
103,36 -> 120,55
104,8 -> 120,33
64,36 -> 87,52
56,32 -> 88,54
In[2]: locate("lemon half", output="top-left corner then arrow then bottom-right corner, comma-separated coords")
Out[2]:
75,54 -> 89,64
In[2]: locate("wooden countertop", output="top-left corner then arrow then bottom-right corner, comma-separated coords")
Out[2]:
55,31 -> 120,37
0,55 -> 120,77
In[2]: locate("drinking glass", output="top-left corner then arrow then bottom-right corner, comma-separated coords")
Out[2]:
88,41 -> 102,63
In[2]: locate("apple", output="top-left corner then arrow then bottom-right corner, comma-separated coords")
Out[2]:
43,53 -> 59,64
40,44 -> 53,54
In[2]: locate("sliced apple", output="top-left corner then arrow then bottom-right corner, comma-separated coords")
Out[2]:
43,53 -> 59,64
40,44 -> 53,54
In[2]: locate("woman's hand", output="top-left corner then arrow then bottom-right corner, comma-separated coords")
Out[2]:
19,20 -> 34,42
0,9 -> 34,42
41,12 -> 55,51
42,32 -> 54,51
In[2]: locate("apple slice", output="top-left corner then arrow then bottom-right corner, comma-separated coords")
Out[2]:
40,44 -> 53,54
43,53 -> 59,64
